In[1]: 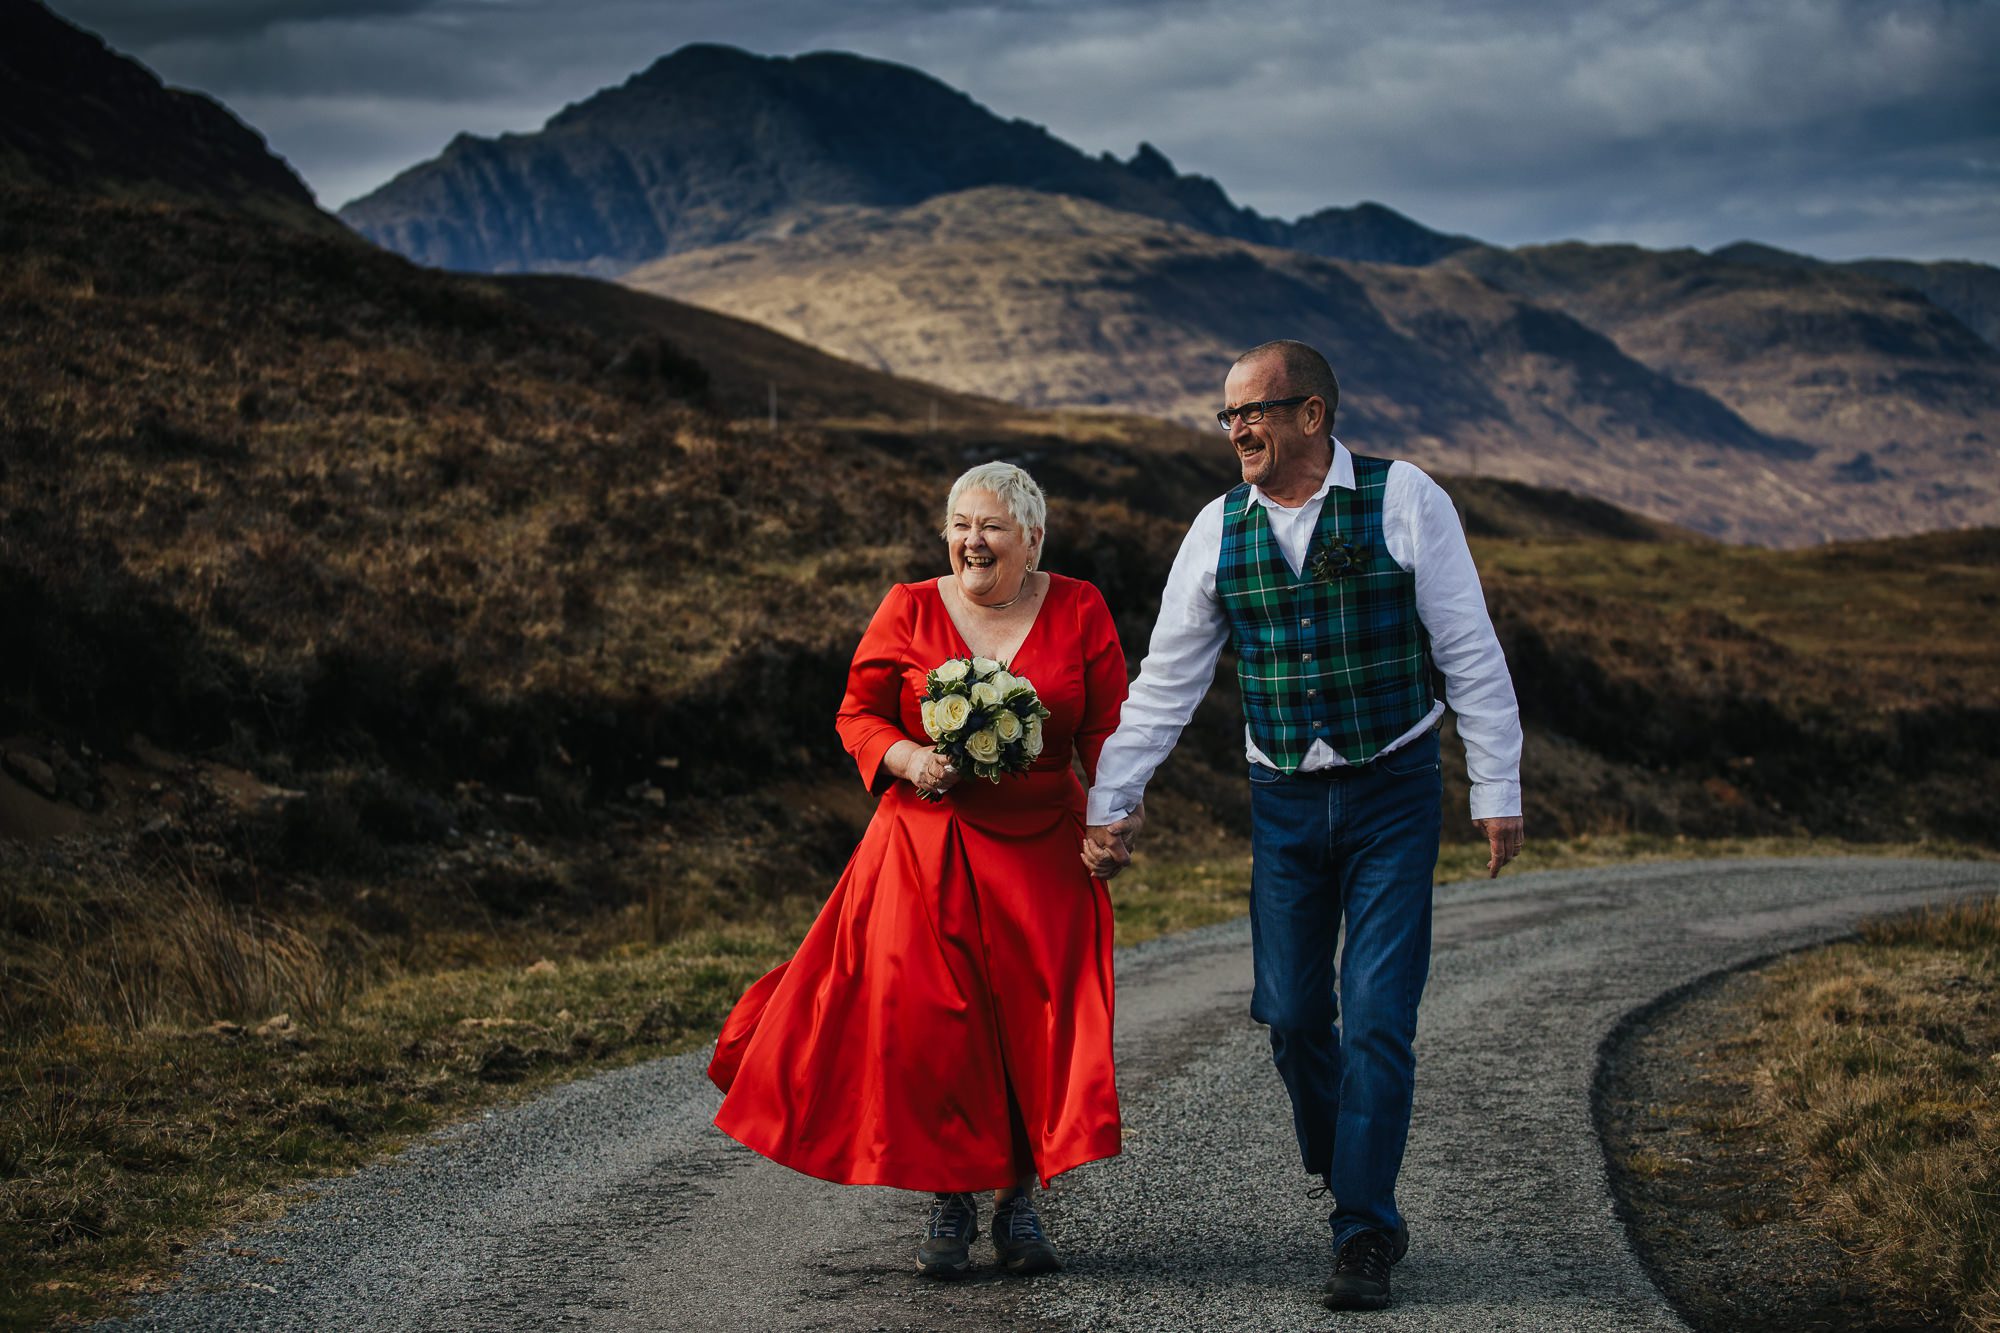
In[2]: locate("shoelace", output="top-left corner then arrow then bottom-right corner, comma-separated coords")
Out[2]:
1335,1234 -> 1392,1282
926,1193 -> 976,1239
995,1198 -> 1046,1242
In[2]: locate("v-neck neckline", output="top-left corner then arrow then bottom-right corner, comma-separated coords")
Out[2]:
1249,487 -> 1352,587
934,574 -> 1054,669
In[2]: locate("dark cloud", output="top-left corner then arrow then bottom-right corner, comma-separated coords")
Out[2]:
45,0 -> 2000,261
58,0 -> 433,45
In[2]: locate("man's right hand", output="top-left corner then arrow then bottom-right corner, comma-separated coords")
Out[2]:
1082,802 -> 1146,880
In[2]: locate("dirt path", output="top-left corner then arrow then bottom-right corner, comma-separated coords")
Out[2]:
107,858 -> 2000,1332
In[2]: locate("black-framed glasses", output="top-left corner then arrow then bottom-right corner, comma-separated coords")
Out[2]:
1216,395 -> 1310,431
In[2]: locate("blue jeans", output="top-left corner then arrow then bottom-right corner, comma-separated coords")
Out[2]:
1246,727 -> 1441,1251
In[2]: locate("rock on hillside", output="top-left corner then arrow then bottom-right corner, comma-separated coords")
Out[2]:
0,0 -> 336,233
336,43 -> 1471,275
624,187 -> 1874,544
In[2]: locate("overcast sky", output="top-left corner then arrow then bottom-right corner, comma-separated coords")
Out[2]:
52,0 -> 2000,263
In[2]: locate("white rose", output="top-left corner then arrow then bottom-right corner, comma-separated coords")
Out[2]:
935,694 -> 973,733
965,728 -> 1002,764
1024,716 -> 1044,758
935,658 -> 970,684
993,710 -> 1023,743
988,670 -> 1018,696
970,656 -> 1002,679
920,698 -> 941,739
969,680 -> 1001,709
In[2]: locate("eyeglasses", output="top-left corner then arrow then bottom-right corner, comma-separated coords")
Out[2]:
1216,395 -> 1310,431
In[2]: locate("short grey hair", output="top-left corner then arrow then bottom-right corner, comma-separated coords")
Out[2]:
1234,339 -> 1340,431
942,461 -> 1047,539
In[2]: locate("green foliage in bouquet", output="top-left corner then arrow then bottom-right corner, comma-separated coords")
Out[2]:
918,656 -> 1052,794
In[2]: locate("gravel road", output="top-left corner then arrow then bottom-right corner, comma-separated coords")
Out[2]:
106,857 -> 2000,1332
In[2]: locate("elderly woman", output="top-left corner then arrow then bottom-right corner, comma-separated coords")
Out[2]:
708,462 -> 1128,1277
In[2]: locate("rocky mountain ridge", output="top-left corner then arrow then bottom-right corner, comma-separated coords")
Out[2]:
336,42 -> 1475,275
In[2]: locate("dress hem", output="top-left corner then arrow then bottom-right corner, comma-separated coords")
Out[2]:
711,1115 -> 1121,1193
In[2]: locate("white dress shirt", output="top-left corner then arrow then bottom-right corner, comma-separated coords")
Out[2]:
1086,440 -> 1523,824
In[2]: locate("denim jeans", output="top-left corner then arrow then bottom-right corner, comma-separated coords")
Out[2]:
1246,726 -> 1442,1251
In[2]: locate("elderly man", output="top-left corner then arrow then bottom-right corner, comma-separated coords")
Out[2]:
1083,339 -> 1523,1311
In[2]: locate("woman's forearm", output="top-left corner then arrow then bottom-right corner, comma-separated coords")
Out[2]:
882,739 -> 923,783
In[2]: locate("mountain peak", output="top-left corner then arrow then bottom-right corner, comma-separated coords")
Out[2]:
634,41 -> 762,78
1127,142 -> 1178,181
1711,240 -> 1821,270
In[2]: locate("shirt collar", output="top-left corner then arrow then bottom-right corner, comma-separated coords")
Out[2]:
1245,437 -> 1354,512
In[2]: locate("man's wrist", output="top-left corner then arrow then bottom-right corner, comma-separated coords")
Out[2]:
1086,799 -> 1134,827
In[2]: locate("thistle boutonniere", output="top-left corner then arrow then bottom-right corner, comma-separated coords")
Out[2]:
1308,534 -> 1370,584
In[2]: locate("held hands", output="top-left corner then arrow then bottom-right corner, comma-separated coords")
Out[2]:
1475,815 -> 1525,878
1081,802 -> 1146,880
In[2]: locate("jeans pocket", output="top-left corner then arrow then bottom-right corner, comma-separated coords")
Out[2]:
1377,734 -> 1440,777
1247,762 -> 1285,786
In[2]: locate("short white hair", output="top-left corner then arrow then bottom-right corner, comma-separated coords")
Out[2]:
942,461 -> 1047,539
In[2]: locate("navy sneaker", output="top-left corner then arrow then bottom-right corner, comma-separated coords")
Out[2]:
991,1192 -> 1061,1275
917,1192 -> 979,1277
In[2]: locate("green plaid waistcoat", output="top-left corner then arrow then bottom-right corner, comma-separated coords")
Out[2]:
1215,456 -> 1435,772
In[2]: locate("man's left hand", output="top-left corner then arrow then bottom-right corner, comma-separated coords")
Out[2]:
1475,816 -> 1525,878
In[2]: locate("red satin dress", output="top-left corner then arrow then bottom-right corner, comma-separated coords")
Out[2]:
708,573 -> 1127,1191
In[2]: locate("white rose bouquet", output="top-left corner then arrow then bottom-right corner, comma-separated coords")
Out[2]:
916,656 -> 1052,800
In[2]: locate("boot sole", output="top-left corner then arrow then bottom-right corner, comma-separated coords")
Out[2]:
999,1246 -> 1061,1276
1322,1286 -> 1389,1311
916,1255 -> 974,1279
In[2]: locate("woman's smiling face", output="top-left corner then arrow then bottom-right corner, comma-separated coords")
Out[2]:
946,487 -> 1039,603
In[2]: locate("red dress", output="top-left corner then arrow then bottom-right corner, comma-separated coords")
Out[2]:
708,573 -> 1128,1191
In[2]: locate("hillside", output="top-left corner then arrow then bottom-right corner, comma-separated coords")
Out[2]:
4,0 -> 1993,925
627,187 -> 1947,544
8,186 -> 1997,871
328,38 -> 1999,550
335,43 -> 1470,274
1711,242 -> 2000,351
0,0 -> 337,234
1442,242 -> 2000,531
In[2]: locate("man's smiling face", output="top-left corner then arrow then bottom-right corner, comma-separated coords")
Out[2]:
1222,353 -> 1328,504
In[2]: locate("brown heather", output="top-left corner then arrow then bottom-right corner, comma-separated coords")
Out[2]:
1,187 -> 1997,1324
1738,896 -> 2000,1329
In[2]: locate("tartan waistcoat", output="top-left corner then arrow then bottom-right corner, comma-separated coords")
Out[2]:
1215,455 -> 1436,772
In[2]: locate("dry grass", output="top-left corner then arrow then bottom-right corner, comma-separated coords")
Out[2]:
0,908 -> 795,1329
1747,895 -> 2000,1329
2,865 -> 355,1037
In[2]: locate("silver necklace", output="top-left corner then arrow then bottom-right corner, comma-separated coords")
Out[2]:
967,572 -> 1035,612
